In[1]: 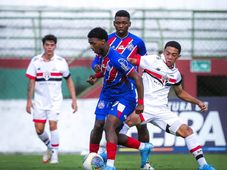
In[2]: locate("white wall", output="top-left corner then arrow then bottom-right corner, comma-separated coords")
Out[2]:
0,0 -> 227,10
0,99 -> 98,153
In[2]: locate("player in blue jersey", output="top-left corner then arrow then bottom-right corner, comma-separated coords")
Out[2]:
87,27 -> 152,170
90,10 -> 152,170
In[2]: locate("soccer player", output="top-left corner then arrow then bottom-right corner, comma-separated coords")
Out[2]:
25,34 -> 77,164
128,41 -> 216,170
90,10 -> 152,170
87,27 -> 152,170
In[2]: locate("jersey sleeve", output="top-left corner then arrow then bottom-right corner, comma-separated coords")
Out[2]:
175,71 -> 182,85
62,58 -> 71,79
91,55 -> 101,70
109,49 -> 135,76
137,39 -> 147,56
25,58 -> 36,80
139,54 -> 157,69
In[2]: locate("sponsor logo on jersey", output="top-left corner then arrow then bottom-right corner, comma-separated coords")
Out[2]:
118,45 -> 125,50
98,100 -> 105,109
127,43 -> 134,51
118,58 -> 129,71
43,71 -> 50,80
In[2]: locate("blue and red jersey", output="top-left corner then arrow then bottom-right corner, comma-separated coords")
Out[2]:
99,48 -> 136,100
91,32 -> 147,70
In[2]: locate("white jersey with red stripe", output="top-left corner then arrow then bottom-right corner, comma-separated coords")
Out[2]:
26,53 -> 70,111
140,54 -> 182,107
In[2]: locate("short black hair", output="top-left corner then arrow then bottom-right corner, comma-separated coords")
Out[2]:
87,27 -> 108,41
115,10 -> 130,20
42,34 -> 57,44
164,41 -> 181,54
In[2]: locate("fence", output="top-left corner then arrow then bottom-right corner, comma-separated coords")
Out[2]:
0,6 -> 227,58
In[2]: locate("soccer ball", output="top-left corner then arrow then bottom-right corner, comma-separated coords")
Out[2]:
82,152 -> 105,170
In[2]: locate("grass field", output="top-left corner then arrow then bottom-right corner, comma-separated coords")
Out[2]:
0,153 -> 226,170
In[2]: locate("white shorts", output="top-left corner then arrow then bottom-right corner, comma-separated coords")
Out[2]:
32,105 -> 60,123
141,105 -> 184,135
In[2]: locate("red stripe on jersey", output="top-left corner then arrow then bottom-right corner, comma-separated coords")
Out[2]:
107,67 -> 118,83
127,46 -> 138,59
190,145 -> 202,153
26,74 -> 36,80
101,57 -> 109,73
36,72 -> 43,76
116,37 -> 133,54
51,73 -> 62,76
33,119 -> 46,123
108,36 -> 117,46
169,77 -> 177,83
144,69 -> 162,80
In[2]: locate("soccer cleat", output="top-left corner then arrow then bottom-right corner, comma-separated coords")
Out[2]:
50,149 -> 59,164
198,164 -> 216,170
104,165 -> 116,170
42,148 -> 52,163
99,151 -> 107,163
140,143 -> 153,169
141,162 -> 155,170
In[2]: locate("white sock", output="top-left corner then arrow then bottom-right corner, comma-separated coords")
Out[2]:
50,129 -> 59,151
106,159 -> 115,167
119,123 -> 130,135
185,134 -> 207,167
38,131 -> 51,149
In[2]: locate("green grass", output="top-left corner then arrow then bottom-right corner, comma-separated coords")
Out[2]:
0,153 -> 226,170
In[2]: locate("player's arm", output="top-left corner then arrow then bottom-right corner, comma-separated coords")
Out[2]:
128,70 -> 144,114
66,76 -> 78,113
86,72 -> 103,85
91,55 -> 101,73
26,79 -> 35,114
173,84 -> 208,112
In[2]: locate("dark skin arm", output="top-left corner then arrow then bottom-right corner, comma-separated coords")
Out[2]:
127,70 -> 144,114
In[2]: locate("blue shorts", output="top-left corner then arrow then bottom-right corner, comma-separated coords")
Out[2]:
95,95 -> 136,122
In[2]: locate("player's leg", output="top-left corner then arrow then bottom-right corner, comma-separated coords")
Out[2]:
117,133 -> 153,169
90,119 -> 105,153
33,108 -> 52,163
176,124 -> 215,170
121,112 -> 153,170
90,99 -> 108,154
48,110 -> 60,164
153,107 -> 216,170
104,114 -> 121,170
103,98 -> 136,170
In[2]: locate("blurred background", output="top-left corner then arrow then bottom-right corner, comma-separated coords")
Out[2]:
0,0 -> 227,154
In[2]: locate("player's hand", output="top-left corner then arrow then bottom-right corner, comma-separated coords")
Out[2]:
94,65 -> 101,73
198,101 -> 208,112
72,100 -> 78,113
26,100 -> 33,114
86,75 -> 97,85
127,58 -> 137,65
135,104 -> 144,114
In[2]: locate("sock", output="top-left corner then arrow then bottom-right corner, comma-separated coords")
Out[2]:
125,136 -> 141,149
106,142 -> 117,166
185,134 -> 207,167
50,129 -> 59,151
90,144 -> 99,153
119,123 -> 130,135
38,131 -> 51,149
